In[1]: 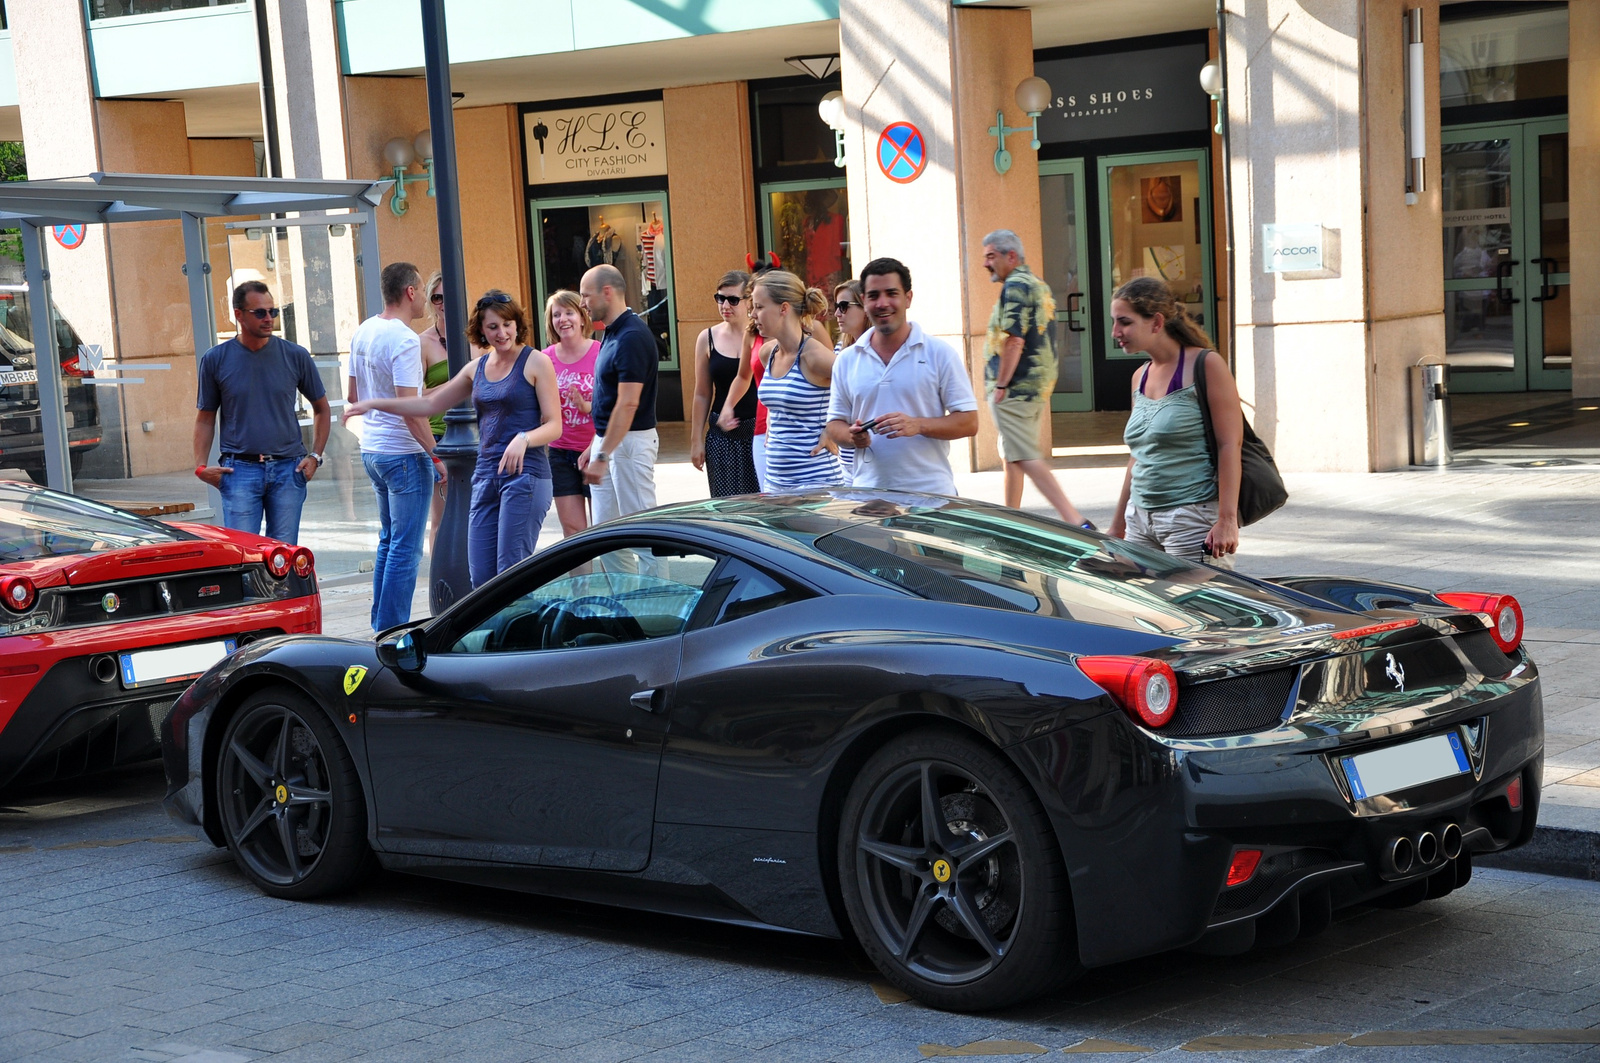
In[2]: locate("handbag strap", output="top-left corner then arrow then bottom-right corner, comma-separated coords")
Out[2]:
1192,349 -> 1219,468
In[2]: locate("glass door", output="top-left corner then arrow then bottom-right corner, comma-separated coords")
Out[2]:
529,192 -> 678,369
1441,117 -> 1569,393
1037,159 -> 1093,412
1097,150 -> 1216,365
760,179 -> 851,296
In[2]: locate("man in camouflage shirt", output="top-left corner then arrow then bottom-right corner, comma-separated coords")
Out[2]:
982,229 -> 1093,527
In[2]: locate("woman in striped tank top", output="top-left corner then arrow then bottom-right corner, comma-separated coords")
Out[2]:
733,271 -> 843,492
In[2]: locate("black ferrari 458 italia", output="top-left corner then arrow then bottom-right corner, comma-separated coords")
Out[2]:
162,493 -> 1541,1010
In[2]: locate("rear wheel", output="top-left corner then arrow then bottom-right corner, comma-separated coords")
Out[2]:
837,728 -> 1080,1011
216,688 -> 371,899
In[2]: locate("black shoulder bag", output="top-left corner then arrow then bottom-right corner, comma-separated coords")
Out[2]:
1192,350 -> 1288,526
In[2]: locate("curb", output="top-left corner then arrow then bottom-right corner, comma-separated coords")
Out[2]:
1477,825 -> 1600,882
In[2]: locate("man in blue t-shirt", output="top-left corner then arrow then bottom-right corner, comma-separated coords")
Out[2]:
194,281 -> 331,545
578,264 -> 659,525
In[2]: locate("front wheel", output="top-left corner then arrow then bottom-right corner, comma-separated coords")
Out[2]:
837,728 -> 1080,1011
215,687 -> 372,899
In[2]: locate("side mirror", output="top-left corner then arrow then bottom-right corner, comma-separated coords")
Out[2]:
377,629 -> 426,674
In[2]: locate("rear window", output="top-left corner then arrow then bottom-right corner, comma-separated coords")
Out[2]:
0,483 -> 191,561
815,508 -> 1297,635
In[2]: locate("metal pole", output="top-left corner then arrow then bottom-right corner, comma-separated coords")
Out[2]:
1217,0 -> 1237,369
356,212 -> 382,320
421,0 -> 478,613
181,212 -> 224,515
21,222 -> 72,493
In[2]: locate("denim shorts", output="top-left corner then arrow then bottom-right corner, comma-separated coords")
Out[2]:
549,446 -> 589,498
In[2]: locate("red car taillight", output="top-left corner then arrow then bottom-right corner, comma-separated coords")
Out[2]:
0,574 -> 37,612
291,547 -> 315,578
61,355 -> 89,378
1437,592 -> 1523,653
1077,655 -> 1178,728
1226,849 -> 1262,887
265,546 -> 292,579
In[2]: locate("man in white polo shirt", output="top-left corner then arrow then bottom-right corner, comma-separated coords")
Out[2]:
826,257 -> 978,495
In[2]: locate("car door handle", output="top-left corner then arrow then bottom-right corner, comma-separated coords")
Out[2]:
630,688 -> 665,713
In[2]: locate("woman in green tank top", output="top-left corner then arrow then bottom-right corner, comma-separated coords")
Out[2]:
421,271 -> 451,548
1107,277 -> 1245,567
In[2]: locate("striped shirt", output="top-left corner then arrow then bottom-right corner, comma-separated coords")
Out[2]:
757,338 -> 844,492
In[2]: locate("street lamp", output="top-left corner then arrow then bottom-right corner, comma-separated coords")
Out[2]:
1199,59 -> 1224,136
381,130 -> 436,217
989,76 -> 1052,175
818,90 -> 847,168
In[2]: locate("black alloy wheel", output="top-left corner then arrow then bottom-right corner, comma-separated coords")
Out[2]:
216,688 -> 371,899
838,729 -> 1080,1011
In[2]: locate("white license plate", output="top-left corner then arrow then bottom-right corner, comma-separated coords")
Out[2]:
120,639 -> 236,689
0,369 -> 37,386
1341,731 -> 1471,800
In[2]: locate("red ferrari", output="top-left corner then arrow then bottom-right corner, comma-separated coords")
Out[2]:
0,481 -> 319,789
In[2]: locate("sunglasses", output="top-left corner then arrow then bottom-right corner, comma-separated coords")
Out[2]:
430,292 -> 445,305
476,292 -> 512,311
834,301 -> 861,315
713,294 -> 742,306
243,307 -> 281,321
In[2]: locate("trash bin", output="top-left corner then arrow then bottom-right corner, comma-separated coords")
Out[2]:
1410,362 -> 1453,467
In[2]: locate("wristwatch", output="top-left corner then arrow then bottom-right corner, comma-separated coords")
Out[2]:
592,451 -> 609,463
311,452 -> 325,466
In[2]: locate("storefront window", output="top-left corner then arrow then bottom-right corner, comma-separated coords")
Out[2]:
763,184 -> 850,296
1101,155 -> 1211,352
89,0 -> 245,19
1441,5 -> 1568,109
534,198 -> 674,365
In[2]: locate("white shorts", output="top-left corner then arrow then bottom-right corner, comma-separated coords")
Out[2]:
1124,499 -> 1235,570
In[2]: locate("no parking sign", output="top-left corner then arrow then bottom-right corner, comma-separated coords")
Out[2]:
52,224 -> 86,250
876,122 -> 926,184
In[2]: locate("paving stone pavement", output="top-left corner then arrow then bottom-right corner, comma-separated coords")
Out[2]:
4,778 -> 1600,1063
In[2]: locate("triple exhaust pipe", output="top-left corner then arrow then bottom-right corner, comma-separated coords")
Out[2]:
1384,822 -> 1463,875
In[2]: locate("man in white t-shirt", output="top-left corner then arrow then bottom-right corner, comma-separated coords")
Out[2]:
347,262 -> 437,632
826,257 -> 978,496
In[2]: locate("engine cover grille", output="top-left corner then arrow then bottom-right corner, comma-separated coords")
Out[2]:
1454,629 -> 1517,678
1168,667 -> 1299,738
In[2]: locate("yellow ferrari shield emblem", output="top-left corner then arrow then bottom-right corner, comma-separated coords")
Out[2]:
274,784 -> 288,805
932,859 -> 952,883
343,665 -> 368,695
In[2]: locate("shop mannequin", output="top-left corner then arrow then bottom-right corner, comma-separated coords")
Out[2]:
586,215 -> 620,268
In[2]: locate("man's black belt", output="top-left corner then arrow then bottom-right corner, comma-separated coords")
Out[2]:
222,452 -> 296,463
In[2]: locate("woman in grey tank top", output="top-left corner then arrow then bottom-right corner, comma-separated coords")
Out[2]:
347,291 -> 562,587
1106,278 -> 1246,568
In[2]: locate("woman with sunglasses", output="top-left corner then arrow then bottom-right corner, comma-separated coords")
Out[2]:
348,290 -> 562,587
690,270 -> 760,496
830,280 -> 867,482
420,271 -> 451,547
543,289 -> 599,536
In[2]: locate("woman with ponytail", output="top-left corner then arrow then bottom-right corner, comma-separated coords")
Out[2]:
1107,277 -> 1244,567
720,270 -> 843,491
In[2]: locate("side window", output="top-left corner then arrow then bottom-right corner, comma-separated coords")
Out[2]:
694,557 -> 811,627
446,544 -> 720,654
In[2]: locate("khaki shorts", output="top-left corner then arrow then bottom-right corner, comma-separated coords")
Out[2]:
1124,499 -> 1236,570
989,394 -> 1047,463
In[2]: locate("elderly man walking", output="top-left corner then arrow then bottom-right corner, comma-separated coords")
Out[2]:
981,229 -> 1092,527
578,264 -> 659,523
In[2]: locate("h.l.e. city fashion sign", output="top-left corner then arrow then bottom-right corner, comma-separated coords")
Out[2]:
524,101 -> 668,185
1032,42 -> 1210,144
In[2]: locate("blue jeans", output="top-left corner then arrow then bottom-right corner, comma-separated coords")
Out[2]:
363,451 -> 433,633
468,471 -> 553,589
218,456 -> 307,544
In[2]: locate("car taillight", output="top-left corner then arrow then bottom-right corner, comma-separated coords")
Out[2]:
0,574 -> 36,612
291,547 -> 314,578
266,546 -> 292,579
1077,655 -> 1178,728
61,356 -> 88,378
1505,776 -> 1523,810
1226,849 -> 1262,887
1437,592 -> 1523,653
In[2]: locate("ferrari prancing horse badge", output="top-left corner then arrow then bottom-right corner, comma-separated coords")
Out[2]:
344,666 -> 368,695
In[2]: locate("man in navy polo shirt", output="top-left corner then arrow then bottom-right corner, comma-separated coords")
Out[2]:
578,264 -> 659,524
194,280 -> 331,545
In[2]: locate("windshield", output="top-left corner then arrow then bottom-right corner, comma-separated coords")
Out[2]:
815,506 -> 1306,635
0,483 -> 191,561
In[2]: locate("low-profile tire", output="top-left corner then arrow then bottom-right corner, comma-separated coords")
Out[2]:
837,727 -> 1080,1011
215,687 -> 372,900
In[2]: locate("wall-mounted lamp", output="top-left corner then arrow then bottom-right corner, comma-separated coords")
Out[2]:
818,90 -> 847,169
382,130 -> 435,217
1403,7 -> 1425,204
988,76 -> 1051,175
1199,59 -> 1223,136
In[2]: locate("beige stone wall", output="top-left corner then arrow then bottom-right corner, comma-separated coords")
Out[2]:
1573,2 -> 1600,398
96,100 -> 200,478
663,82 -> 760,423
187,139 -> 259,332
343,77 -> 440,296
